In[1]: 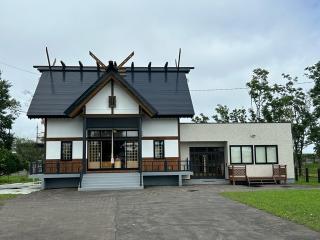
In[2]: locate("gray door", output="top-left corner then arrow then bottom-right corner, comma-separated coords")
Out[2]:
189,147 -> 225,178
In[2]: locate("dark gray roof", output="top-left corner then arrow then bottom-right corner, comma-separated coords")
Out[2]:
27,66 -> 195,118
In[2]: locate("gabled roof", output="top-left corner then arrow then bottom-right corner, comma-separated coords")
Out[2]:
65,65 -> 157,117
27,64 -> 195,118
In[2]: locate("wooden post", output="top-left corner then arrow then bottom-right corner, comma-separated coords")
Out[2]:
294,167 -> 298,181
45,47 -> 51,71
318,168 -> 320,183
305,168 -> 309,182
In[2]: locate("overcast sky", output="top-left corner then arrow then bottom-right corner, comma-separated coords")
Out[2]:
0,0 -> 320,145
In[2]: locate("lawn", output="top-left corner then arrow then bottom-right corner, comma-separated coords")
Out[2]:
295,178 -> 320,186
0,194 -> 18,205
221,190 -> 320,232
0,175 -> 36,185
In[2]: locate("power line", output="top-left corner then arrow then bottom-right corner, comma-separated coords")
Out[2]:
0,60 -> 39,75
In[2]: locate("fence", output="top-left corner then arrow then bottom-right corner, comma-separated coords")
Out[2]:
295,166 -> 320,184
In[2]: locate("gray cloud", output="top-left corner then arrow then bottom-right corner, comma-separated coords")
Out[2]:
0,0 -> 319,141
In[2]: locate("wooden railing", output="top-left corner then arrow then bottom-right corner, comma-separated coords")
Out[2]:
30,160 -> 82,174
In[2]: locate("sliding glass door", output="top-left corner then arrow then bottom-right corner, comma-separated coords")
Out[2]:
87,129 -> 139,170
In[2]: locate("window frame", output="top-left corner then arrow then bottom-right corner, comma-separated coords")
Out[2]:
229,145 -> 253,164
154,140 -> 165,159
254,145 -> 278,164
108,96 -> 116,108
61,141 -> 73,161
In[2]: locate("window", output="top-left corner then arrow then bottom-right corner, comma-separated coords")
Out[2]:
109,96 -> 116,108
154,140 -> 165,159
230,145 -> 253,164
88,130 -> 100,138
126,141 -> 138,162
61,141 -> 72,160
255,146 -> 278,164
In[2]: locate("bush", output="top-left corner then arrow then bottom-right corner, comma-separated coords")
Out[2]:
0,148 -> 22,176
15,138 -> 44,170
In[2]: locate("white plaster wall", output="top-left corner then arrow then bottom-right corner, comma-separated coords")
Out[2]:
85,82 -> 112,114
142,140 -> 153,158
164,140 -> 179,157
142,118 -> 178,137
180,123 -> 294,179
85,81 -> 139,115
47,118 -> 83,138
46,141 -> 82,160
113,82 -> 139,114
46,141 -> 60,159
72,141 -> 83,159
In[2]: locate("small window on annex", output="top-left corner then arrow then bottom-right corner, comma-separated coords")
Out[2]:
255,146 -> 278,164
230,146 -> 253,164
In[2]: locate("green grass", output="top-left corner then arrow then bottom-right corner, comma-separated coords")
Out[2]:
0,175 -> 36,185
221,190 -> 320,232
295,178 -> 320,186
0,194 -> 18,205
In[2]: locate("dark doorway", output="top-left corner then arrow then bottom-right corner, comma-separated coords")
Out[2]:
101,140 -> 112,168
190,147 -> 225,178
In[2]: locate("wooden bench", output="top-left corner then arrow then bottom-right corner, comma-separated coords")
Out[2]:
228,165 -> 247,185
228,165 -> 287,186
247,176 -> 276,186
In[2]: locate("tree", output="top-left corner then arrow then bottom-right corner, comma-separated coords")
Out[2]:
212,104 -> 247,123
192,113 -> 209,123
15,138 -> 44,170
0,148 -> 22,176
305,61 -> 320,156
212,105 -> 230,123
246,68 -> 272,122
0,71 -> 20,149
229,108 -> 247,123
251,73 -> 312,174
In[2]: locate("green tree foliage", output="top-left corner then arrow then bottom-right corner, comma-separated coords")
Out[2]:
192,113 -> 209,123
0,71 -> 20,149
305,61 -> 320,156
15,138 -> 44,170
246,68 -> 272,122
0,148 -> 22,176
212,105 -> 247,123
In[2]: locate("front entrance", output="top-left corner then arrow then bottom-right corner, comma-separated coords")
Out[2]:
189,147 -> 225,178
87,129 -> 139,170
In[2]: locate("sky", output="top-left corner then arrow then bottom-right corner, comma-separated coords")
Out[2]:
0,0 -> 320,151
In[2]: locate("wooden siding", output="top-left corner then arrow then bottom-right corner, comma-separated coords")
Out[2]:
45,159 -> 82,174
142,157 -> 180,172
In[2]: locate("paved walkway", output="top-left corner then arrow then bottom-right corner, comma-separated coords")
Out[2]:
0,182 -> 42,194
0,185 -> 319,240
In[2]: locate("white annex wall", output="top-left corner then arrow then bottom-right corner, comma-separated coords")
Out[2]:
180,123 -> 294,179
85,81 -> 139,115
142,118 -> 178,137
47,117 -> 83,138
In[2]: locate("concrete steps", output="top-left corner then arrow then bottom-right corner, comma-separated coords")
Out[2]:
78,173 -> 143,191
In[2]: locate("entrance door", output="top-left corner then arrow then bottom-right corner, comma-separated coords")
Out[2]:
101,140 -> 112,168
190,147 -> 225,178
88,141 -> 101,169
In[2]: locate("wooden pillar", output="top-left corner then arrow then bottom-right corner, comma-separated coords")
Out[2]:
139,117 -> 143,186
82,113 -> 87,174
